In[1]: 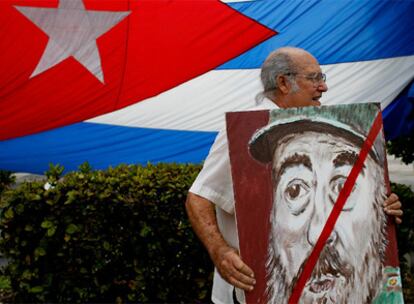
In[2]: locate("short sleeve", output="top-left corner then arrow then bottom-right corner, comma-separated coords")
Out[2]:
189,128 -> 235,214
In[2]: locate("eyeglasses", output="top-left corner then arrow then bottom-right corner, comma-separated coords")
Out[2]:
287,72 -> 327,85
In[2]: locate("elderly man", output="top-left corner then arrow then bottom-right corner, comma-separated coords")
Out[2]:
185,47 -> 403,304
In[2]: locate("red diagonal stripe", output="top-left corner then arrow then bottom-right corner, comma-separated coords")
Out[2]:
288,112 -> 383,304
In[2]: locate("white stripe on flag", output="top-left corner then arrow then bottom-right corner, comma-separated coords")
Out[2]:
88,55 -> 414,132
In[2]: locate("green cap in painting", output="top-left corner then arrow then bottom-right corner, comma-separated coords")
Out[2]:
248,103 -> 383,164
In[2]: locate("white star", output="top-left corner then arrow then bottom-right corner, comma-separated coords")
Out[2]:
15,0 -> 130,83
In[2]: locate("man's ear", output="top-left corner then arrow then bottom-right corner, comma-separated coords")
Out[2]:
276,75 -> 290,95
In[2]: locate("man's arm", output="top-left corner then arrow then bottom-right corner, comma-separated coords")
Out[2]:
185,192 -> 256,291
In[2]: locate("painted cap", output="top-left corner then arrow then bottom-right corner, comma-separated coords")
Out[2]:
248,103 -> 383,164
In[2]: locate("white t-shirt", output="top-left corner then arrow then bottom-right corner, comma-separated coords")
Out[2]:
189,99 -> 278,304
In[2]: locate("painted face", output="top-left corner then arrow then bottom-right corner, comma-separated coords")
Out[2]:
267,131 -> 386,304
286,53 -> 328,107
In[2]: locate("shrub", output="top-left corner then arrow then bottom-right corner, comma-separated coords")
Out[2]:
387,137 -> 414,165
0,170 -> 14,194
391,182 -> 414,303
0,164 -> 412,302
0,163 -> 213,303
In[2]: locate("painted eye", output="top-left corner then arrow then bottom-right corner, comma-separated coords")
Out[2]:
330,176 -> 346,196
329,175 -> 356,211
284,179 -> 310,201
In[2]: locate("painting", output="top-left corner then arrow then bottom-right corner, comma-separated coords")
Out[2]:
226,103 -> 403,304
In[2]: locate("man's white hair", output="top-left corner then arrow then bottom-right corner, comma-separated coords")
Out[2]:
256,47 -> 301,103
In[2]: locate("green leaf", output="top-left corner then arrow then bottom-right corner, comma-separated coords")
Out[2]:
15,203 -> 25,214
29,285 -> 44,293
79,162 -> 93,173
0,198 -> 10,208
24,224 -> 34,231
4,208 -> 14,219
41,220 -> 54,229
21,270 -> 32,280
65,223 -> 79,235
198,289 -> 207,299
34,247 -> 46,257
64,190 -> 78,205
47,227 -> 56,237
32,194 -> 42,201
46,199 -> 57,206
139,224 -> 152,237
0,275 -> 11,290
45,163 -> 64,181
103,241 -> 111,251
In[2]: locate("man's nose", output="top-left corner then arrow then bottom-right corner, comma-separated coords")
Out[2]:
318,80 -> 328,92
307,197 -> 337,247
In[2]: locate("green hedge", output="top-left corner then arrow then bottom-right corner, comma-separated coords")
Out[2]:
392,182 -> 414,303
0,164 -> 413,302
0,170 -> 14,195
0,163 -> 213,303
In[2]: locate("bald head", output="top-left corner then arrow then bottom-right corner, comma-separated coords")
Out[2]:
258,47 -> 327,107
277,47 -> 314,57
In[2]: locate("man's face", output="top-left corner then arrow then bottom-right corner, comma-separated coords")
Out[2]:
285,52 -> 328,108
267,131 -> 386,303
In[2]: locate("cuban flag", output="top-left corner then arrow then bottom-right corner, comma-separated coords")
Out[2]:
1,0 -> 413,174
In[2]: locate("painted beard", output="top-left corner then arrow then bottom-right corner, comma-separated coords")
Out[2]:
266,193 -> 388,304
292,245 -> 354,304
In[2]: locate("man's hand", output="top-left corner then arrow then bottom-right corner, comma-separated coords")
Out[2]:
185,192 -> 256,291
211,245 -> 255,291
383,193 -> 403,224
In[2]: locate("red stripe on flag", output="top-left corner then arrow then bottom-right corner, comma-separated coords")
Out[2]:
0,0 -> 276,140
288,112 -> 383,304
